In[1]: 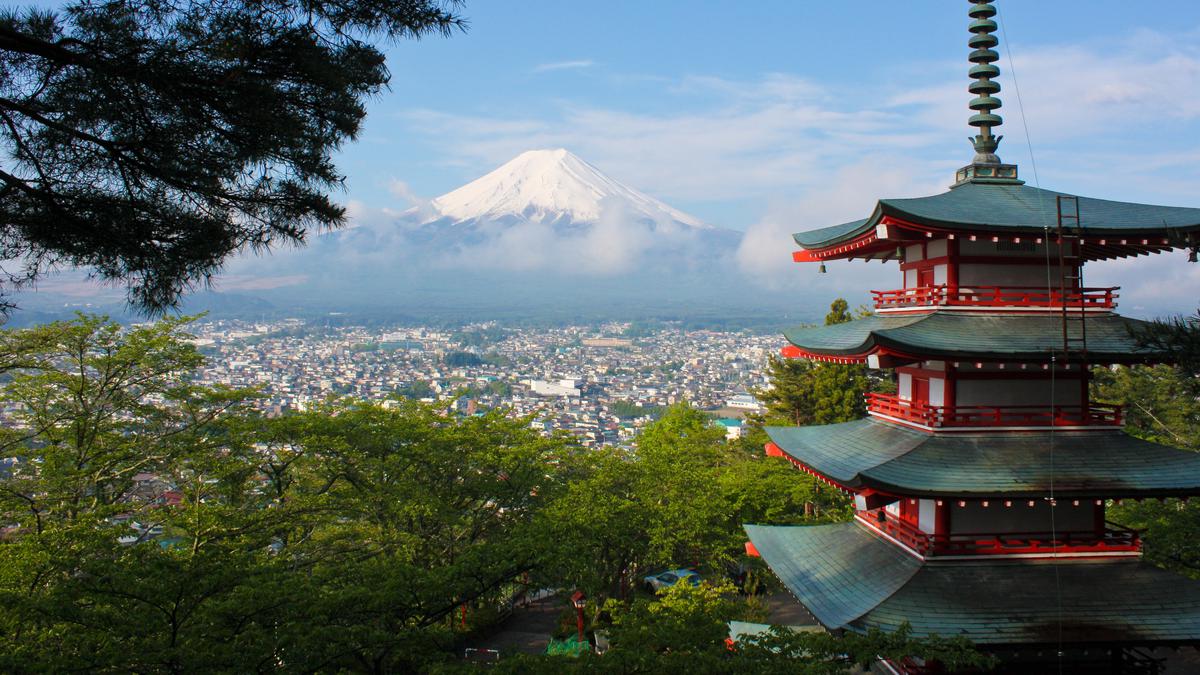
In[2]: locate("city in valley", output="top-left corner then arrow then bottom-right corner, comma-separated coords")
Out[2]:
189,319 -> 776,447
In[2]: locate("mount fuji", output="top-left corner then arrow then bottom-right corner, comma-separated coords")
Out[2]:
421,148 -> 710,231
389,148 -> 738,278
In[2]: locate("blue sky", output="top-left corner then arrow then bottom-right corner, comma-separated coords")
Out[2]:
311,0 -> 1200,313
21,1 -> 1200,315
348,1 -> 1200,220
302,0 -> 1200,309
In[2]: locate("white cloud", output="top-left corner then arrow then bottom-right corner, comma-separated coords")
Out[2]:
533,60 -> 595,73
420,197 -> 710,276
734,157 -> 945,292
212,275 -> 310,292
892,29 -> 1200,152
400,96 -> 919,208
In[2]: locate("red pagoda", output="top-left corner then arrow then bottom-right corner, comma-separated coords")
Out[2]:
745,2 -> 1200,673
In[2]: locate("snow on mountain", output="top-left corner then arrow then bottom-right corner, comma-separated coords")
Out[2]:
424,148 -> 710,229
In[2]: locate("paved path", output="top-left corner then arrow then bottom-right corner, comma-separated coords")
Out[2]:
469,595 -> 562,656
466,589 -> 818,660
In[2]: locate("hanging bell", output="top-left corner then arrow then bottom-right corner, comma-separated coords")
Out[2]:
818,262 -> 827,274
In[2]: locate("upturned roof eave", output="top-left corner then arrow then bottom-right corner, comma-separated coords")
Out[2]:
791,184 -> 1200,252
745,522 -> 1200,646
786,338 -> 1168,365
782,338 -> 1170,367
765,420 -> 1200,498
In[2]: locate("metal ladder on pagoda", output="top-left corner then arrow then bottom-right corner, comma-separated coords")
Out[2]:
1056,195 -> 1087,359
1056,195 -> 1089,424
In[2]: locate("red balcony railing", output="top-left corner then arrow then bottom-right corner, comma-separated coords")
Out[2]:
867,513 -> 1140,556
872,285 -> 1118,310
866,392 -> 1123,428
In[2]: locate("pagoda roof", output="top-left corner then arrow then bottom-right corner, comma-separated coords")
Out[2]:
744,522 -> 1200,646
794,182 -> 1200,251
782,312 -> 1163,364
765,418 -> 1200,498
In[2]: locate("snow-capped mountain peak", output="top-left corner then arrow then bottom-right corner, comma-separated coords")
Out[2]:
426,149 -> 709,229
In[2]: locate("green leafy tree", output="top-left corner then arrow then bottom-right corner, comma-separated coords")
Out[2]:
1093,363 -> 1200,579
539,406 -> 730,600
0,0 -> 463,311
0,314 -> 278,671
755,298 -> 868,426
632,405 -> 737,568
397,378 -> 435,399
1093,364 -> 1200,449
541,404 -> 849,603
448,582 -> 990,674
0,315 -> 575,671
756,354 -> 816,426
254,400 -> 570,670
824,298 -> 853,325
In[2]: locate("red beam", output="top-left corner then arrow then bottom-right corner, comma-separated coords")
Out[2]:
779,345 -> 866,364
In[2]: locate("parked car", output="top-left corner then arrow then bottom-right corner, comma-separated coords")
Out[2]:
643,568 -> 702,592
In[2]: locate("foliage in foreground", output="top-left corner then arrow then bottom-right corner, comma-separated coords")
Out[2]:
1093,361 -> 1200,579
438,582 -> 991,674
0,315 -> 562,671
0,315 -> 970,672
754,299 -> 869,427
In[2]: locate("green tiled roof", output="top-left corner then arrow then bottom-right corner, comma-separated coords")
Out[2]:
743,523 -> 919,628
767,419 -> 923,484
792,218 -> 870,249
793,182 -> 1200,249
766,418 -> 1200,497
746,522 -> 1200,645
782,312 -> 1164,363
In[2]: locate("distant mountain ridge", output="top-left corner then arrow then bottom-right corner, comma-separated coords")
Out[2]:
13,149 -> 831,324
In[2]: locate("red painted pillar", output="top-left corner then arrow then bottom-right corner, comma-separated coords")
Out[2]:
947,236 -> 959,300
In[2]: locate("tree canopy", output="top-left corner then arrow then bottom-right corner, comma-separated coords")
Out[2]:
0,0 -> 463,312
0,315 -> 974,671
754,298 -> 868,426
1094,362 -> 1200,580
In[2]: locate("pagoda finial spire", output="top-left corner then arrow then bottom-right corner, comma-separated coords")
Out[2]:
953,1 -> 1021,186
967,1 -> 1003,164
